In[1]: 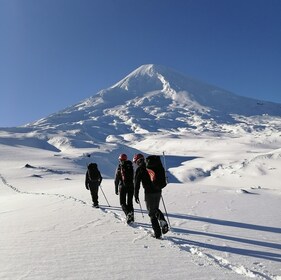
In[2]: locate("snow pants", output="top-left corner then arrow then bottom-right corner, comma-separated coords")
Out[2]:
145,191 -> 166,238
119,185 -> 134,215
89,182 -> 99,205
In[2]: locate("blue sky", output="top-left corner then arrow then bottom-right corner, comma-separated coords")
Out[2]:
1,0 -> 280,127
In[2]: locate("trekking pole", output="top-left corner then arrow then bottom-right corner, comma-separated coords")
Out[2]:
139,200 -> 144,218
161,152 -> 171,228
100,185 -> 110,207
162,151 -> 168,184
161,195 -> 171,229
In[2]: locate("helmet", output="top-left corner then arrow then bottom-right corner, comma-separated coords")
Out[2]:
118,153 -> 127,161
133,153 -> 144,163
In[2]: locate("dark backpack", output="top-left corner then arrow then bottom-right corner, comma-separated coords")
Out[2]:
87,163 -> 100,182
146,155 -> 167,189
120,160 -> 134,185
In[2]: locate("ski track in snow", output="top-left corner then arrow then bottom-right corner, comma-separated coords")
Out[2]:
1,173 -> 279,280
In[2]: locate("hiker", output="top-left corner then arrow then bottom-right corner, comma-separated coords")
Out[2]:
133,153 -> 169,239
85,163 -> 103,208
114,153 -> 135,223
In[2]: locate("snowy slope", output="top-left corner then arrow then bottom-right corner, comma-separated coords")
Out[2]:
0,142 -> 280,280
28,64 -> 281,133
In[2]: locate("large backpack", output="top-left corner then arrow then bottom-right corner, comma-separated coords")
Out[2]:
120,160 -> 134,185
87,163 -> 100,181
146,155 -> 167,189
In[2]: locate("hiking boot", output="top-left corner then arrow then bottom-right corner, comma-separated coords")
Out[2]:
151,217 -> 161,238
93,203 -> 99,208
152,233 -> 162,239
160,220 -> 169,234
126,212 -> 134,224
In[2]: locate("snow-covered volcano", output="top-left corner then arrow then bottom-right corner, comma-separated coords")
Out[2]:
29,64 -> 281,135
21,64 -> 280,146
1,64 -> 281,180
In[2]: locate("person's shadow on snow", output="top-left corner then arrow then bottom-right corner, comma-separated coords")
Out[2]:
165,213 -> 281,262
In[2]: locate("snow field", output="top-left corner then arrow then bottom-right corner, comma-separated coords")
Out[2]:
1,151 -> 280,280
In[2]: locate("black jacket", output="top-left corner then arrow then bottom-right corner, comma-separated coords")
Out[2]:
134,162 -> 161,198
114,161 -> 134,194
85,170 -> 102,188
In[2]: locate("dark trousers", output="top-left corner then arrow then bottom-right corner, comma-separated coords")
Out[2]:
145,191 -> 166,237
89,183 -> 99,205
119,185 -> 134,215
